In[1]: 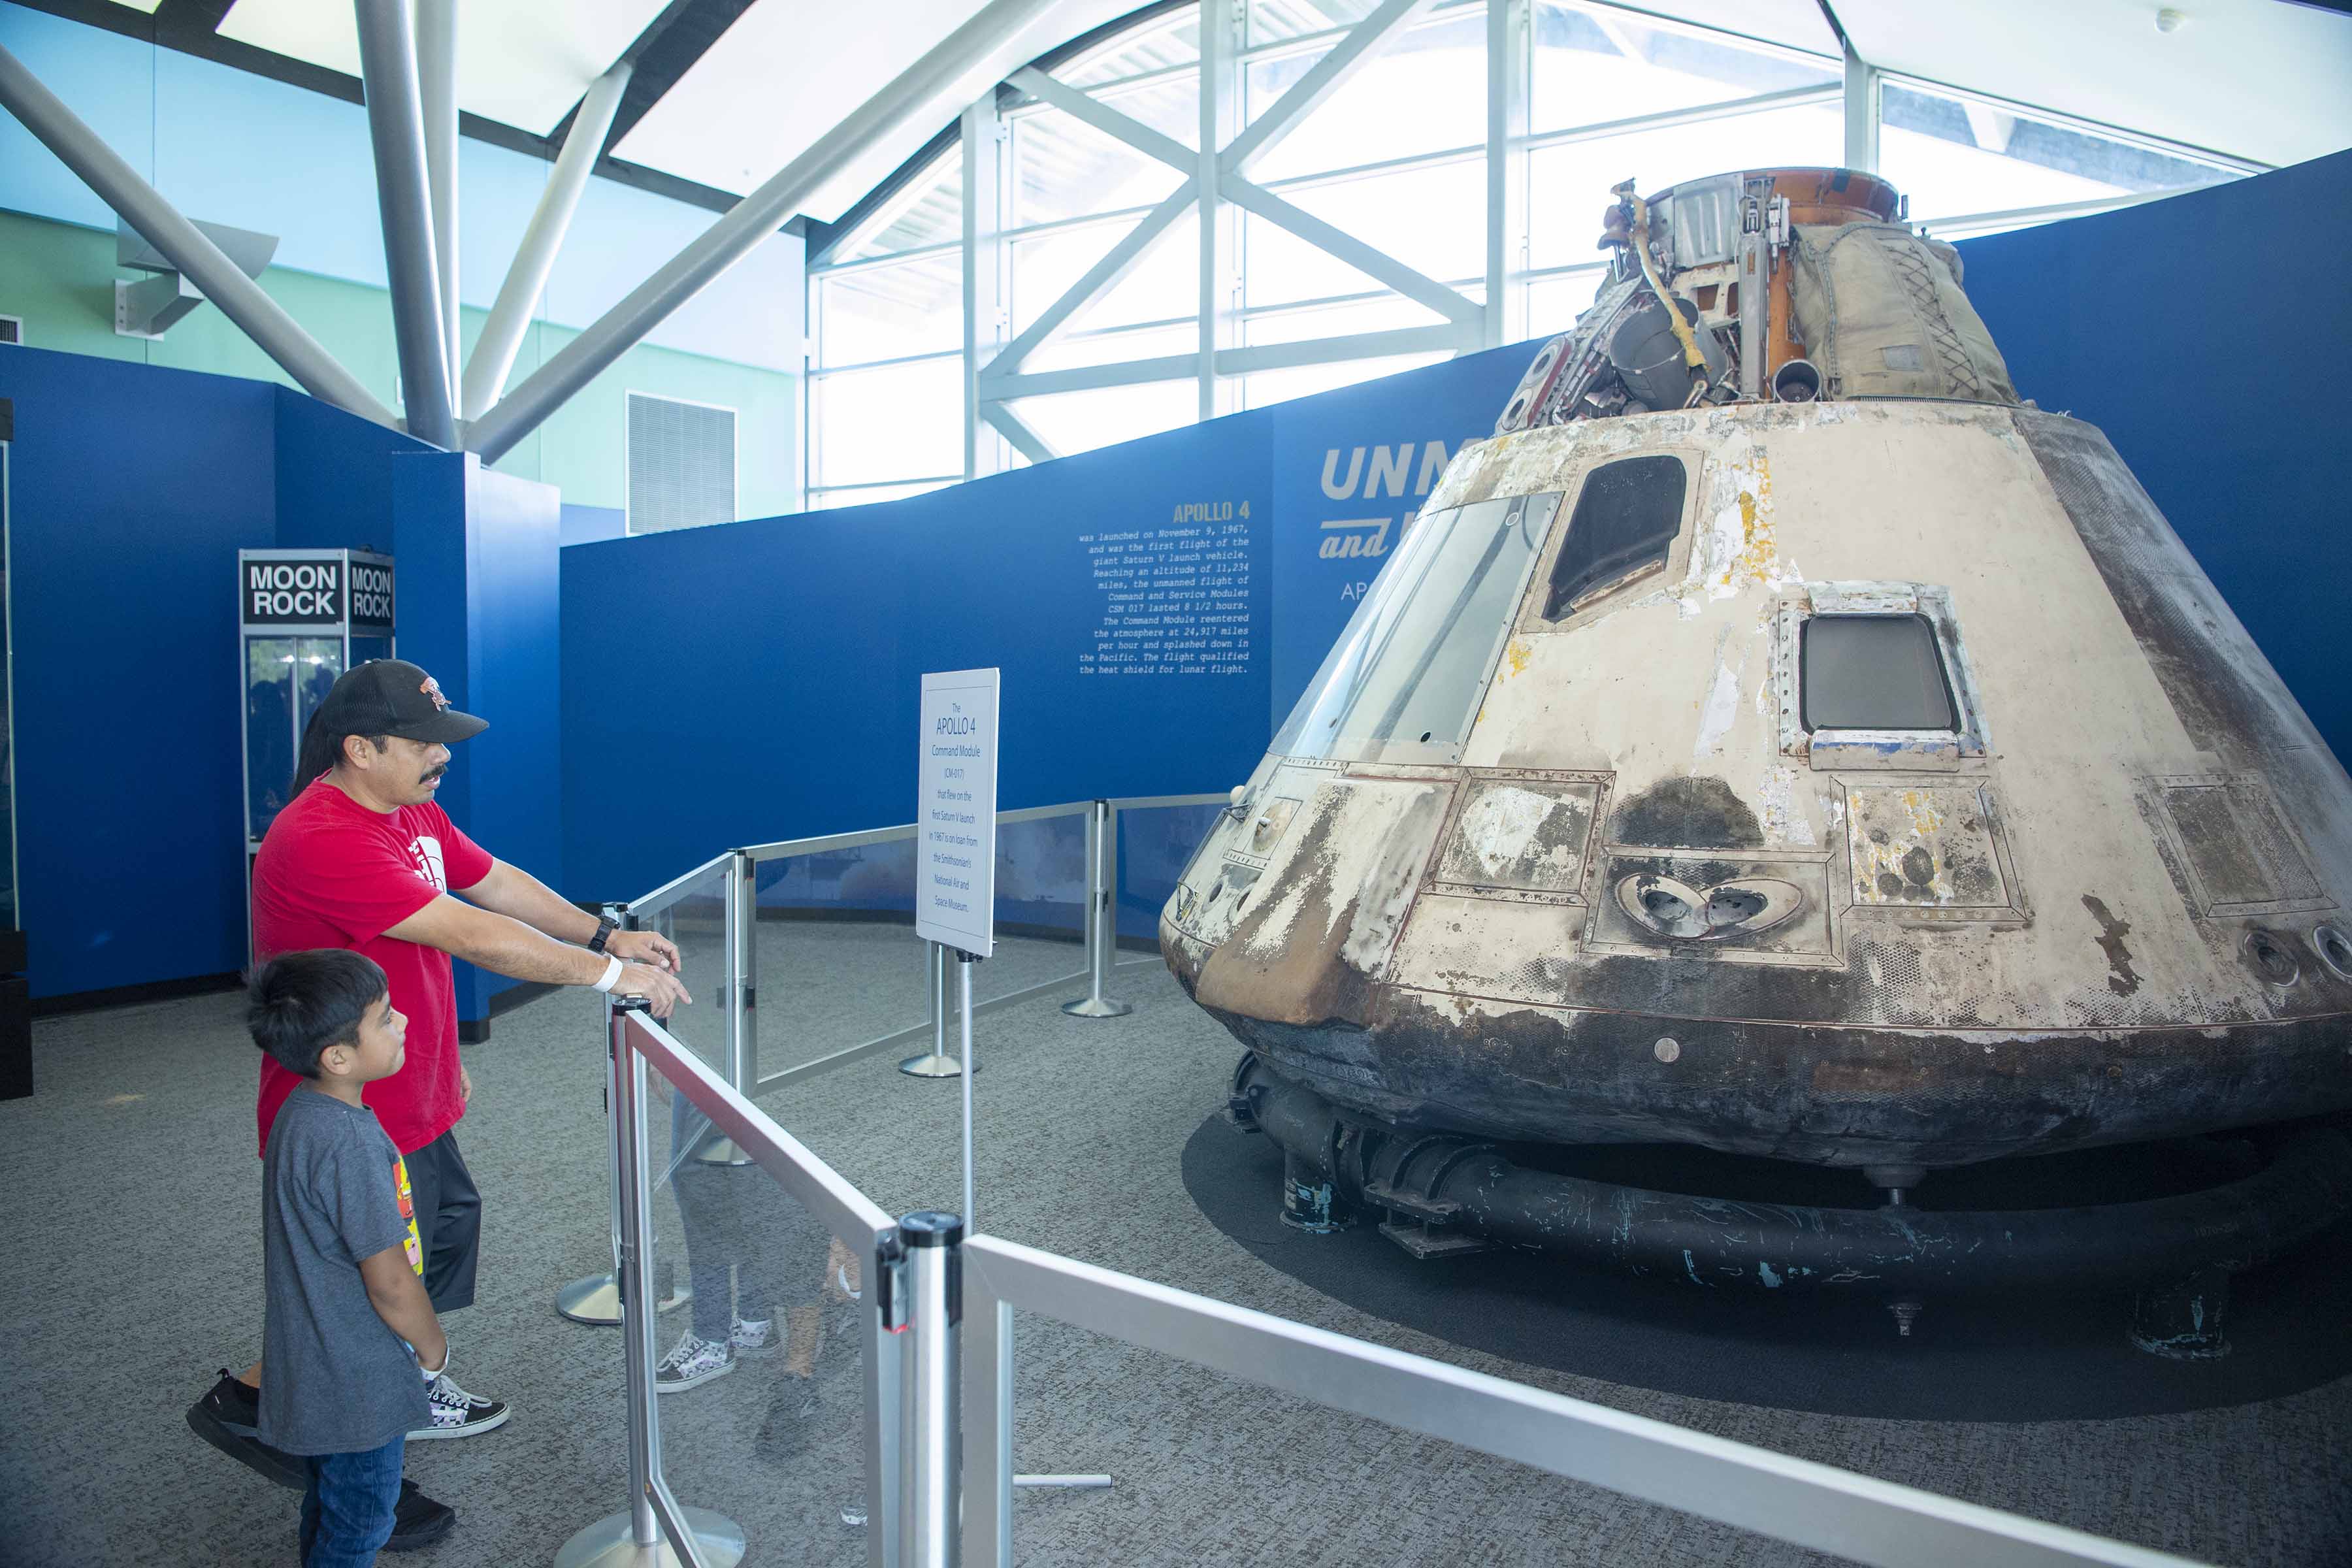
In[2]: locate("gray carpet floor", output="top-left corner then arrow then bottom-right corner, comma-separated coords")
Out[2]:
2,921 -> 2347,1567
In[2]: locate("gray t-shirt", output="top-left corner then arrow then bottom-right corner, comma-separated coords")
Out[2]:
257,1088 -> 433,1455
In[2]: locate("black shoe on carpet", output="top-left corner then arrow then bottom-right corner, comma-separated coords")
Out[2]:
186,1369 -> 304,1490
385,1478 -> 456,1552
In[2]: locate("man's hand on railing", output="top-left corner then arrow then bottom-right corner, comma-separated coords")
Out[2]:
606,928 -> 683,973
620,962 -> 692,1018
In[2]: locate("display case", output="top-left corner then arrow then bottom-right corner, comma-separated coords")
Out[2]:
238,549 -> 395,955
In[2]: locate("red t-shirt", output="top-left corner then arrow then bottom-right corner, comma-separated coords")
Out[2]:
252,777 -> 494,1156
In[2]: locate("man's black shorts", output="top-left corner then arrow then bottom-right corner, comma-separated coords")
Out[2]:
402,1128 -> 481,1313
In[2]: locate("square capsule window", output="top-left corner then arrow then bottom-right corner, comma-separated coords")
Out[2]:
1800,613 -> 1957,732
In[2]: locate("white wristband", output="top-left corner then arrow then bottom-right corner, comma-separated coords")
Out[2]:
591,955 -> 625,993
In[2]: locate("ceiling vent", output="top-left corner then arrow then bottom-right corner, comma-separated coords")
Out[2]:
625,392 -> 736,534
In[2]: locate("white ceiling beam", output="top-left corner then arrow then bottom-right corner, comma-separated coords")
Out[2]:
1008,66 -> 1194,174
1218,321 -> 1475,375
463,63 -> 634,421
979,402 -> 1060,464
981,186 -> 1197,379
0,41 -> 397,428
1220,0 -> 1441,175
470,0 -> 1069,465
979,351 -> 1198,400
1220,174 -> 1482,330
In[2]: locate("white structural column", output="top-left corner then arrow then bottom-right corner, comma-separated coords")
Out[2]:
1198,0 -> 1241,421
1484,0 -> 1531,350
962,95 -> 1033,475
353,0 -> 457,448
0,42 -> 397,427
417,0 -> 460,412
469,0 -> 1064,466
462,63 -> 632,420
1842,40 -> 1880,172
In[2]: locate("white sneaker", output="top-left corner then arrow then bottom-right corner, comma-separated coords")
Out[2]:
655,1333 -> 736,1394
731,1317 -> 778,1355
410,1372 -> 510,1439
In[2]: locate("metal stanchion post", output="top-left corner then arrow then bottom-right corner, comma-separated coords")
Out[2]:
559,904 -> 630,1326
734,851 -> 757,1092
894,1213 -> 963,1568
958,953 -> 977,1229
900,939 -> 963,1077
698,852 -> 755,1168
556,1000 -> 743,1567
1061,800 -> 1132,1019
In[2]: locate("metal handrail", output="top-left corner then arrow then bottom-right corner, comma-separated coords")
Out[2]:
1103,790 -> 1230,811
742,822 -> 918,864
731,791 -> 1225,868
625,849 -> 734,921
960,1234 -> 2206,1568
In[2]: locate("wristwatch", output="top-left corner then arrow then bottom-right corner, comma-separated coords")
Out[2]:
588,915 -> 617,955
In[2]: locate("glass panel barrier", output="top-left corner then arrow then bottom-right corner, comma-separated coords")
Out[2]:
1115,797 -> 1225,959
748,830 -> 932,1084
645,1083 -> 872,1563
636,857 -> 732,1080
976,807 -> 1090,1009
621,1009 -> 895,1568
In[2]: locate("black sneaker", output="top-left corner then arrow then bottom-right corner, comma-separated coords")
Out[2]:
186,1369 -> 304,1490
385,1478 -> 456,1552
410,1371 -> 510,1439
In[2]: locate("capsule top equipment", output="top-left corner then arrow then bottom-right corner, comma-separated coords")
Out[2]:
1497,167 -> 2017,432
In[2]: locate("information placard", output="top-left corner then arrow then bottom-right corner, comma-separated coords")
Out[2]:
916,668 -> 999,958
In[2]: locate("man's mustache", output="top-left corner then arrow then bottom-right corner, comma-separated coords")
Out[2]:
422,765 -> 448,781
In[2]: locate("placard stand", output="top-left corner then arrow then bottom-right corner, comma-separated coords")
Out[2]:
898,940 -> 962,1077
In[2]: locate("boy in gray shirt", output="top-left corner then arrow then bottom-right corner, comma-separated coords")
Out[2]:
250,950 -> 453,1565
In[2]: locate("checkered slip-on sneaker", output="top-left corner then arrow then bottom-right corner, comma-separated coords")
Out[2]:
409,1371 -> 511,1439
730,1316 -> 779,1354
655,1332 -> 737,1394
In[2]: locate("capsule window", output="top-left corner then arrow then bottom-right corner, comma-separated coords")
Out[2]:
1801,614 -> 1957,732
1543,455 -> 1688,619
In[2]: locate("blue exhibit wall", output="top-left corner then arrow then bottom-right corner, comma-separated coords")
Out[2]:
0,346 -> 277,996
272,389 -> 429,553
1957,147 -> 2352,768
561,411 -> 1282,904
393,455 -> 563,1019
0,343 -> 553,1009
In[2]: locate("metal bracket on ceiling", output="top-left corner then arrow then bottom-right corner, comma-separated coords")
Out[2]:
114,214 -> 278,340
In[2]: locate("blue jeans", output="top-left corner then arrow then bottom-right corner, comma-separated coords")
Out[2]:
299,1436 -> 404,1567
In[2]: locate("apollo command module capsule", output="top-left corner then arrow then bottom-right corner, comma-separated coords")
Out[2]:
1160,168 -> 2352,1346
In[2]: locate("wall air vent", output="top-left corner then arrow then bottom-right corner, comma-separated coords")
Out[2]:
625,391 -> 736,535
0,316 -> 21,346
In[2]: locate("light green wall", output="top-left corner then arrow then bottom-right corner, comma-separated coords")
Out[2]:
0,207 -> 802,518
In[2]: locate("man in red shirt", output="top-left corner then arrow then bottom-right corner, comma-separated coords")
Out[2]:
187,659 -> 690,1533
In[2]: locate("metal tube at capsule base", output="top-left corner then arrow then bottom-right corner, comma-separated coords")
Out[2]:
898,1213 -> 964,1568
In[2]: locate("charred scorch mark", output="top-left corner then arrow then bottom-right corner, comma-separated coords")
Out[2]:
2082,895 -> 2142,996
1609,776 -> 1765,849
1228,985 -> 2352,1167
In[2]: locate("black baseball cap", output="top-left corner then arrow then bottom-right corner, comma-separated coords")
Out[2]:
314,659 -> 487,745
